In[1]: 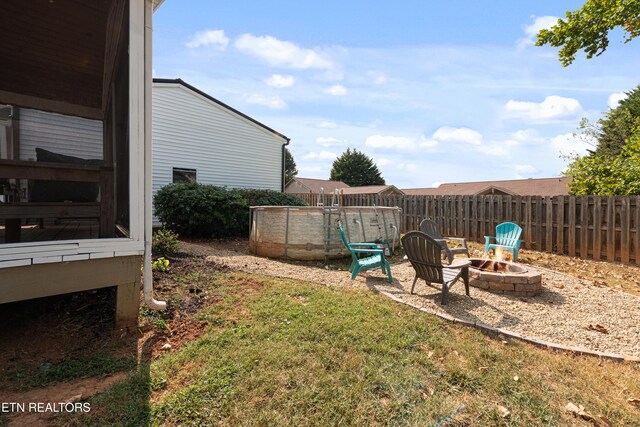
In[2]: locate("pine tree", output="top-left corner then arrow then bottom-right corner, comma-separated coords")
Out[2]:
284,147 -> 298,184
329,148 -> 385,187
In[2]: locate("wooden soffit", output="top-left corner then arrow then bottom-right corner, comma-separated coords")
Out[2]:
0,0 -> 112,119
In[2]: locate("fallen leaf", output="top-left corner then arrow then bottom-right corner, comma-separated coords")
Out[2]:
161,343 -> 172,350
427,351 -> 434,359
628,398 -> 640,406
565,402 -> 598,424
497,405 -> 510,418
513,375 -> 519,382
584,324 -> 609,334
554,284 -> 565,289
478,366 -> 488,372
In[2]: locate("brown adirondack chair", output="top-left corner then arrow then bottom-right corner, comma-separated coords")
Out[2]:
419,219 -> 469,264
401,231 -> 471,305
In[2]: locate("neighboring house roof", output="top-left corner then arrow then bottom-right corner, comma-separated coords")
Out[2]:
403,177 -> 572,197
341,185 -> 405,195
153,78 -> 290,142
285,177 -> 350,193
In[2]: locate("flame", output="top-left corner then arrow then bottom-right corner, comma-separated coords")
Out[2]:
483,247 -> 511,262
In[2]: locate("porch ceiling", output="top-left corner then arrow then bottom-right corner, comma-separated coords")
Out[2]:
0,0 -> 111,118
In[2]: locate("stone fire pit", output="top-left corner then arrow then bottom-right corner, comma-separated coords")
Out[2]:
468,258 -> 542,297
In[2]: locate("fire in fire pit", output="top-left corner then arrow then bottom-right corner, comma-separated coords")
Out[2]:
467,258 -> 541,296
470,258 -> 528,274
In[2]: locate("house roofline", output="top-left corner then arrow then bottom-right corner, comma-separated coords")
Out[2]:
153,78 -> 291,142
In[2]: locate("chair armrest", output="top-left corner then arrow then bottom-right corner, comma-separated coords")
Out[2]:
443,237 -> 467,242
350,243 -> 380,248
351,248 -> 383,254
448,259 -> 471,269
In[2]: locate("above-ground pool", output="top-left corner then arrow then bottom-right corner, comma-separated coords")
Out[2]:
249,206 -> 401,260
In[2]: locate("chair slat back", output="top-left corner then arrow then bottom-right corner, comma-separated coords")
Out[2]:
401,231 -> 444,284
495,222 -> 522,246
337,221 -> 358,262
419,219 -> 444,240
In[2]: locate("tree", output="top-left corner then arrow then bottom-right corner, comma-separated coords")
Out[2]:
574,85 -> 640,157
284,147 -> 297,184
565,129 -> 640,195
536,0 -> 640,66
330,148 -> 385,187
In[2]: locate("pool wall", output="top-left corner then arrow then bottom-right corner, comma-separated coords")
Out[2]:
249,206 -> 401,260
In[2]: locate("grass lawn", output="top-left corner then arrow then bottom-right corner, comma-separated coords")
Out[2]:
12,252 -> 629,426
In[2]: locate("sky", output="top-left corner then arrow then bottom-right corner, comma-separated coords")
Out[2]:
153,1 -> 640,189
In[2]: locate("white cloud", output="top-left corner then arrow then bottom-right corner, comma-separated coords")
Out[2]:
186,29 -> 229,50
368,71 -> 388,85
301,150 -> 337,160
431,126 -> 483,145
608,92 -> 628,109
431,181 -> 444,188
481,145 -> 509,156
376,157 -> 417,171
549,132 -> 595,158
366,135 -> 416,150
376,157 -> 392,167
504,129 -> 547,146
503,96 -> 582,122
419,136 -> 439,148
316,121 -> 337,129
245,94 -> 287,109
235,34 -> 334,69
298,166 -> 324,176
514,164 -> 539,174
316,137 -> 346,147
265,74 -> 295,88
324,84 -> 347,96
518,15 -> 558,48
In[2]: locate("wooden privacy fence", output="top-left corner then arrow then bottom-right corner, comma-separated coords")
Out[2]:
290,193 -> 640,264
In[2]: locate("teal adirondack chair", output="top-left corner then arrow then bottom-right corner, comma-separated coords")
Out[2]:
337,221 -> 392,283
484,222 -> 525,262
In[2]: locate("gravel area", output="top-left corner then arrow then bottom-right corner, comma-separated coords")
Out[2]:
182,242 -> 640,358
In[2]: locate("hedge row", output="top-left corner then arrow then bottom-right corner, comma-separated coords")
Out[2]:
153,183 -> 307,238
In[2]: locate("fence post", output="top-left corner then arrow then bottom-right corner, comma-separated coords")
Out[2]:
621,197 -> 630,263
545,196 -> 553,252
635,196 -> 640,264
607,196 -> 616,262
579,196 -> 589,259
556,196 -> 565,255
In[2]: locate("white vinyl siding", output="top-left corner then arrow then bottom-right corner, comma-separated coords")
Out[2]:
152,84 -> 285,207
18,108 -> 103,161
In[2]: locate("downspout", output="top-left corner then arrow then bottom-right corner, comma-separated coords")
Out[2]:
143,0 -> 166,310
281,137 -> 290,192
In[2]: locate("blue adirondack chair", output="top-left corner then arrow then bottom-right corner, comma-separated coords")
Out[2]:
484,222 -> 525,262
337,221 -> 392,283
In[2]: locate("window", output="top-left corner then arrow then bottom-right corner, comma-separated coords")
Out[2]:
173,168 -> 197,184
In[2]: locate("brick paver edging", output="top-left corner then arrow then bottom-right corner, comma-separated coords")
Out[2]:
377,290 -> 640,363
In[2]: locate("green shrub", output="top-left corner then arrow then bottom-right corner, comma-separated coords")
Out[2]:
238,188 -> 307,207
153,183 -> 306,238
152,229 -> 180,257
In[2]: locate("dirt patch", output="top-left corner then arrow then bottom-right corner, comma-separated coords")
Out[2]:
1,373 -> 127,427
0,252 -> 230,421
0,289 -> 136,383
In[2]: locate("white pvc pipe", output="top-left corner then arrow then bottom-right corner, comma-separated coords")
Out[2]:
143,0 -> 166,311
